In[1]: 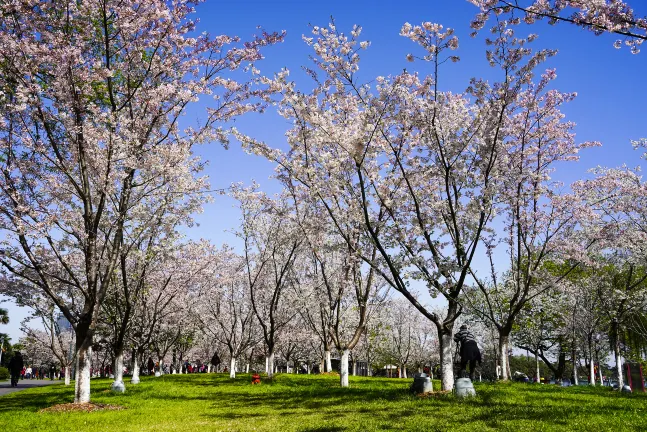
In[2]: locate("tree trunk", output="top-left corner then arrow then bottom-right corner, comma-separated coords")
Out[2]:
352,360 -> 356,376
499,334 -> 510,381
556,350 -> 566,379
340,349 -> 349,387
614,341 -> 623,387
535,351 -> 540,383
572,350 -> 579,385
114,351 -> 124,383
598,361 -> 604,386
112,350 -> 125,391
324,350 -> 332,373
402,365 -> 407,379
64,366 -> 71,386
158,359 -> 164,375
265,356 -> 269,374
245,363 -> 249,373
267,352 -> 275,378
439,330 -> 454,391
229,357 -> 236,379
589,360 -> 595,386
74,342 -> 92,404
131,355 -> 140,384
306,363 -> 310,374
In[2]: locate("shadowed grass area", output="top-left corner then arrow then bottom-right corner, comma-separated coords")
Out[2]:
0,373 -> 646,431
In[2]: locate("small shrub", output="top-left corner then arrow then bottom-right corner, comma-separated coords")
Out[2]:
0,366 -> 9,380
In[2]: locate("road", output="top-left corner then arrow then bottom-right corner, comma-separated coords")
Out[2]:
0,379 -> 59,397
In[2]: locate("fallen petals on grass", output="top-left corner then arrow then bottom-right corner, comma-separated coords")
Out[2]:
39,403 -> 125,413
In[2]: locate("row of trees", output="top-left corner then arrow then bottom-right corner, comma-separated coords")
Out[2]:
1,0 -> 645,404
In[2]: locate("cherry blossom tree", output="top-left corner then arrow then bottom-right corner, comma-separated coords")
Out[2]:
21,307 -> 76,385
461,56 -> 598,380
573,163 -> 647,387
239,19 -> 588,390
234,187 -> 302,378
288,187 -> 388,386
195,246 -> 259,379
0,0 -> 281,403
127,241 -> 209,383
469,0 -> 647,53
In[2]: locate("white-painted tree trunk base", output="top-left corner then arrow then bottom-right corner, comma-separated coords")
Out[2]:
499,336 -> 510,381
131,356 -> 140,384
615,350 -> 624,388
440,332 -> 454,391
74,344 -> 92,404
340,349 -> 350,387
324,351 -> 332,373
230,358 -> 236,379
64,366 -> 71,386
112,352 -> 125,392
267,353 -> 275,378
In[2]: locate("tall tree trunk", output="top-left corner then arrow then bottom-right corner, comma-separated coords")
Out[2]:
306,363 -> 310,375
64,366 -> 71,386
614,342 -> 623,387
340,349 -> 350,387
112,350 -> 125,391
158,359 -> 164,375
229,357 -> 236,379
131,354 -> 140,384
74,341 -> 92,404
439,330 -> 454,391
267,352 -> 275,378
352,360 -> 356,376
401,365 -> 407,379
535,351 -> 540,383
588,338 -> 595,386
556,350 -> 566,380
265,356 -> 269,374
572,349 -> 579,385
324,350 -> 332,373
498,333 -> 510,381
245,363 -> 249,373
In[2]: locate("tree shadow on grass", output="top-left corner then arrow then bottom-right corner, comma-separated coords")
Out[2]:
0,386 -> 74,413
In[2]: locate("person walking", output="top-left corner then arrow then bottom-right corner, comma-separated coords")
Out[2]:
9,352 -> 24,387
453,324 -> 482,381
147,357 -> 155,375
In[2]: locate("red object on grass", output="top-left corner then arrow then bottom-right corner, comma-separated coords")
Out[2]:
251,374 -> 261,384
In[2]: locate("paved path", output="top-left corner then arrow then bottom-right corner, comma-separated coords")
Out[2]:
0,379 -> 59,396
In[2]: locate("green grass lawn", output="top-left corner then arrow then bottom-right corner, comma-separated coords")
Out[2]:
1,373 -> 646,431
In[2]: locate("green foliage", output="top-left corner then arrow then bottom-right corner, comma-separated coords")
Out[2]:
0,374 -> 646,431
509,355 -> 553,379
0,366 -> 8,380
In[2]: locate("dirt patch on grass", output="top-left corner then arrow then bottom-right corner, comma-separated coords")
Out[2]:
39,403 -> 125,413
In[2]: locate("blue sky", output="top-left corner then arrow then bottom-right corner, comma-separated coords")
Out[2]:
2,0 -> 646,341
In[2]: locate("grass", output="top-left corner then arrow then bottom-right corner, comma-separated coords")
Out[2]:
1,373 -> 646,431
